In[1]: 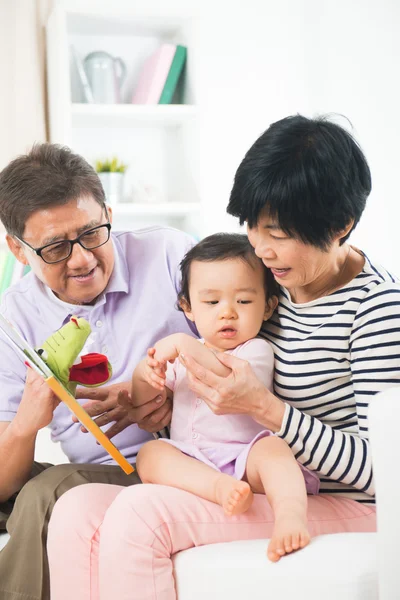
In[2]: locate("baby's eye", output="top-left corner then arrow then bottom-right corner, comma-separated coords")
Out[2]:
238,300 -> 252,304
205,301 -> 218,305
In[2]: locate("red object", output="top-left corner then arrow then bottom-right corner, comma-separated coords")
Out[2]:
69,353 -> 109,386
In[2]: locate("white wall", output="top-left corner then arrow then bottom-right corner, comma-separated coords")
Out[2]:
304,0 -> 400,275
192,0 -> 400,274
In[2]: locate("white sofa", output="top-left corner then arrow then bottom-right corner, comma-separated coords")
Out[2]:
0,387 -> 398,599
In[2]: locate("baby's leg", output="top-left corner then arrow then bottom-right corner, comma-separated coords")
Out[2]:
245,436 -> 310,562
137,441 -> 253,516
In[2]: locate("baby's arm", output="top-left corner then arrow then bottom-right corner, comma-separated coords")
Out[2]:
130,349 -> 171,409
153,333 -> 231,378
131,333 -> 230,410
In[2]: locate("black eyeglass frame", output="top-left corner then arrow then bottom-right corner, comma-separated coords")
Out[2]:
15,209 -> 112,264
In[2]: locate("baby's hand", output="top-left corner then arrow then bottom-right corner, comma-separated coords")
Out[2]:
143,348 -> 167,391
153,336 -> 180,365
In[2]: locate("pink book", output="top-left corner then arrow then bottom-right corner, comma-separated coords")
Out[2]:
132,44 -> 177,105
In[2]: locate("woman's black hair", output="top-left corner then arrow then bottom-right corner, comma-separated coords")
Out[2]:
227,114 -> 372,249
178,232 -> 278,310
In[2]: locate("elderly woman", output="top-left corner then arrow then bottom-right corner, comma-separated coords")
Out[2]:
47,115 -> 400,599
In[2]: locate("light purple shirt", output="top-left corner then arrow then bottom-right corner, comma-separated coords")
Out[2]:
0,227 -> 197,465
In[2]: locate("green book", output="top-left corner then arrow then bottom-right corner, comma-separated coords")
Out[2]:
158,45 -> 187,105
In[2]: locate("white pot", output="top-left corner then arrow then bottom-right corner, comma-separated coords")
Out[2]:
98,172 -> 125,207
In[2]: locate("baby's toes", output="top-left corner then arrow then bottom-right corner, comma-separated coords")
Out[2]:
267,538 -> 285,562
300,531 -> 311,548
284,535 -> 294,553
290,533 -> 300,551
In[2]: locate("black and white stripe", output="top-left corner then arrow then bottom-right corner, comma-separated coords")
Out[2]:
260,253 -> 400,504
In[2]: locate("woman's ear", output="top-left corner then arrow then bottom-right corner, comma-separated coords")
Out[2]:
179,297 -> 195,322
6,235 -> 29,266
335,219 -> 354,244
263,295 -> 278,321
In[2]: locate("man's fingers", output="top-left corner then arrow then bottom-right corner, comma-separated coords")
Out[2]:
127,394 -> 166,424
102,417 -> 133,440
117,389 -> 131,408
72,397 -> 124,424
138,403 -> 172,433
82,399 -> 117,416
75,387 -> 106,400
91,406 -> 126,428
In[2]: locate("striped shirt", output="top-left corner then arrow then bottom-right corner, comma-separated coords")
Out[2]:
260,251 -> 400,504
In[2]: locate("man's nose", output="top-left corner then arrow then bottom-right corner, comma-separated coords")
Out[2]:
66,242 -> 94,267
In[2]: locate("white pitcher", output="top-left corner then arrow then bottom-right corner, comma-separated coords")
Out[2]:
84,51 -> 126,104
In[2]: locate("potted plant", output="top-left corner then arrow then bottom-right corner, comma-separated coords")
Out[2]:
95,157 -> 127,206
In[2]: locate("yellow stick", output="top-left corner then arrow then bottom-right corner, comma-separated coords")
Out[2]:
45,375 -> 134,475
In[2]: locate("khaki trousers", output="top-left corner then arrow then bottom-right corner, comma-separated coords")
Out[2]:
0,461 -> 140,600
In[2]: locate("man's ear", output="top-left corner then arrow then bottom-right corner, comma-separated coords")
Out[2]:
179,297 -> 195,322
263,295 -> 278,321
6,235 -> 29,266
106,204 -> 113,224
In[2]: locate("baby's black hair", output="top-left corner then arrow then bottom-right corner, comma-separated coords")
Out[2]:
178,232 -> 278,310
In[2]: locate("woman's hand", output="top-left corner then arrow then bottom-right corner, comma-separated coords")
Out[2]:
118,389 -> 172,434
181,351 -> 286,432
74,381 -> 133,439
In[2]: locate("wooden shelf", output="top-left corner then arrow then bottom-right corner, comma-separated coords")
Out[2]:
113,202 -> 201,216
71,104 -> 197,128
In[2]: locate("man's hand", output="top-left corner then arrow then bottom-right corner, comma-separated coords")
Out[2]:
118,389 -> 172,434
13,368 -> 60,437
73,381 -> 133,439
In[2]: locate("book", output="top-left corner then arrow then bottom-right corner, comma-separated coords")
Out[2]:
159,45 -> 187,105
0,313 -> 134,475
132,44 -> 177,105
70,45 -> 94,104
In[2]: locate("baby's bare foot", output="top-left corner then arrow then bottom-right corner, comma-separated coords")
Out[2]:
267,512 -> 310,562
215,476 -> 253,516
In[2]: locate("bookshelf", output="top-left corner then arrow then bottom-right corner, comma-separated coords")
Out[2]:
71,104 -> 197,128
46,1 -> 202,236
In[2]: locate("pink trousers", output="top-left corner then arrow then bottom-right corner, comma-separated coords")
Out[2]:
47,483 -> 376,600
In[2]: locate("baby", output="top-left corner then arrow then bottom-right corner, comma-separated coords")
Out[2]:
129,233 -> 319,561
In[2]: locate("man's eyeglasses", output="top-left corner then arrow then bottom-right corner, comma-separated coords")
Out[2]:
15,215 -> 112,265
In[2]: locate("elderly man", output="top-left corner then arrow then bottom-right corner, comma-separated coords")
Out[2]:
0,143 -> 197,600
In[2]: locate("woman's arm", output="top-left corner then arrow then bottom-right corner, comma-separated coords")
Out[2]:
281,284 -> 400,496
183,285 -> 400,496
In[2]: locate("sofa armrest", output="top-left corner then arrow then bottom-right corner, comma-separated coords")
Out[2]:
369,386 -> 400,599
